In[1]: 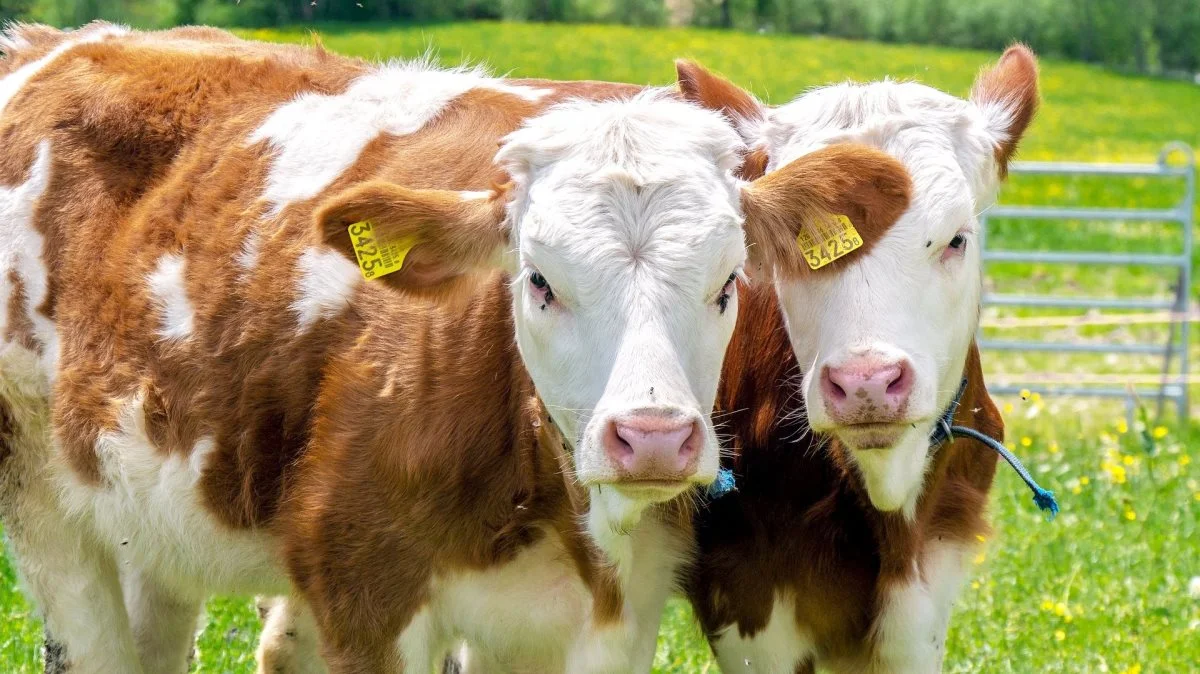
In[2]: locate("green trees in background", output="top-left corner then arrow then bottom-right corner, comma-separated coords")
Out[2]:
1,0 -> 1196,75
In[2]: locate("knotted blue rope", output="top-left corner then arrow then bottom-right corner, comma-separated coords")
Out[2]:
707,467 -> 737,498
931,378 -> 1060,519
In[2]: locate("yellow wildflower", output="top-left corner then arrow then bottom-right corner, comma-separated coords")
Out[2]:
971,581 -> 980,590
1041,599 -> 1054,611
1054,629 -> 1066,641
1180,455 -> 1191,467
1080,477 -> 1090,485
973,551 -> 986,565
1049,441 -> 1060,454
1003,402 -> 1014,415
1122,455 -> 1135,466
1071,485 -> 1082,495
1054,602 -> 1067,616
1019,388 -> 1031,400
1021,436 -> 1033,448
1152,426 -> 1168,439
1116,419 -> 1129,434
975,534 -> 986,543
1030,392 -> 1042,404
1193,492 -> 1200,502
1124,509 -> 1136,521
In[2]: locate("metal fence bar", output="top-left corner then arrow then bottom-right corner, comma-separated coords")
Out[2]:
986,205 -> 1183,221
984,295 -> 1177,310
979,142 -> 1195,419
982,251 -> 1188,266
979,340 -> 1169,355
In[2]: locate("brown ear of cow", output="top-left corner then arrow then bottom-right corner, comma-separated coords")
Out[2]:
315,181 -> 509,297
675,59 -> 765,127
739,144 -> 912,279
970,44 -> 1039,177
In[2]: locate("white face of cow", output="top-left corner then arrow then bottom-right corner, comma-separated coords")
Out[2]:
760,50 -> 1038,516
496,92 -> 747,511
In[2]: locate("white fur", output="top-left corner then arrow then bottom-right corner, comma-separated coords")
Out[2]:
413,513 -> 687,672
712,594 -> 815,674
249,60 -> 548,212
0,24 -> 128,118
0,141 -> 58,378
146,254 -> 196,340
236,229 -> 261,275
62,395 -> 289,599
870,541 -> 973,672
254,597 -> 328,674
760,80 -> 1008,515
498,90 -> 747,525
291,247 -> 362,333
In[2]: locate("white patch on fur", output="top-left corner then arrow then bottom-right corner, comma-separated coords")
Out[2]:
236,229 -> 261,275
390,512 -> 686,672
870,541 -> 972,671
62,395 -> 289,600
291,247 -> 361,333
712,594 -> 815,674
498,90 -> 746,513
146,253 -> 196,340
762,79 -> 1003,513
249,61 -> 547,211
0,140 -> 58,379
0,23 -> 128,118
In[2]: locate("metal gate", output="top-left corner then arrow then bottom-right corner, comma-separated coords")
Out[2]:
978,142 -> 1196,420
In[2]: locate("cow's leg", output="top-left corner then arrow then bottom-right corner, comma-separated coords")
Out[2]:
255,595 -> 328,674
9,514 -> 142,673
0,398 -> 143,673
122,568 -> 201,674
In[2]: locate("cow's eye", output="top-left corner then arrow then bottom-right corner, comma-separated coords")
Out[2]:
942,232 -> 968,262
716,272 -> 737,315
529,271 -> 554,307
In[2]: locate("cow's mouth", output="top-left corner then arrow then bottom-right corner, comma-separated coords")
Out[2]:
837,422 -> 908,450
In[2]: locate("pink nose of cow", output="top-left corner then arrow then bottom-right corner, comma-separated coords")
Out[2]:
604,413 -> 701,480
820,357 -> 914,424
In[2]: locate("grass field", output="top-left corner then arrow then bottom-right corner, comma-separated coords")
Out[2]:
2,20 -> 1199,674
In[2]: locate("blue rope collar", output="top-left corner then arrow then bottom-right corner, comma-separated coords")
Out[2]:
706,378 -> 1061,519
930,378 -> 1060,519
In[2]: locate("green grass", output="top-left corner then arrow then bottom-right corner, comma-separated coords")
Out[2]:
3,20 -> 1199,673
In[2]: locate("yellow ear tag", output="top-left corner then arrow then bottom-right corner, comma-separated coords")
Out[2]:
347,221 -> 417,280
796,213 -> 863,270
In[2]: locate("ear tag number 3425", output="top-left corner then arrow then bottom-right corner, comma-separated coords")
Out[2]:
796,214 -> 863,270
347,221 -> 417,280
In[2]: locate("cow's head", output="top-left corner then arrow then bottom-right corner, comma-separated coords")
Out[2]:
318,90 -> 910,531
678,47 -> 1037,517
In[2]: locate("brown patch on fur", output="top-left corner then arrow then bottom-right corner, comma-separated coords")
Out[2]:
3,26 -> 669,668
740,144 -> 912,279
675,59 -> 764,127
0,397 -> 15,467
970,44 -> 1039,177
5,270 -> 41,354
687,286 -> 1002,666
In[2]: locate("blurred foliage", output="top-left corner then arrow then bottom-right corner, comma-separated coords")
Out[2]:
2,0 -> 1198,75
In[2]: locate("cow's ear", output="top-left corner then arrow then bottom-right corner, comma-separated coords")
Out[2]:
675,59 -> 765,129
739,144 -> 911,279
316,181 -> 509,298
970,44 -> 1039,178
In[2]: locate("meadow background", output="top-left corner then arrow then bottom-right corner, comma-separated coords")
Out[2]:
0,15 -> 1199,674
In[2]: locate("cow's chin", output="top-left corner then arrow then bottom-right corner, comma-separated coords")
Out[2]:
842,426 -> 932,517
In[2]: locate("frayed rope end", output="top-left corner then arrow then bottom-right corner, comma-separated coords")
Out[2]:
1033,488 -> 1059,520
707,468 -> 736,498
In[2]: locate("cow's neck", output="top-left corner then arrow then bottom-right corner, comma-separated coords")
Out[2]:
846,344 -> 999,579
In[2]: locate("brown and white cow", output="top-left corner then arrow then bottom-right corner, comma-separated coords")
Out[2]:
675,48 -> 1038,672
0,24 -> 910,673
